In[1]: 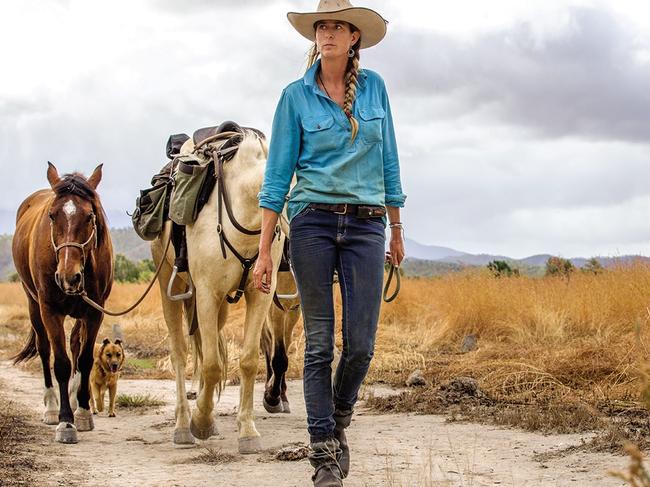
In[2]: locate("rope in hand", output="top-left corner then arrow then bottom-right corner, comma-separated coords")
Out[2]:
383,252 -> 401,303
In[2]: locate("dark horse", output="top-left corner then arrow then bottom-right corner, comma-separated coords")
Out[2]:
12,163 -> 113,444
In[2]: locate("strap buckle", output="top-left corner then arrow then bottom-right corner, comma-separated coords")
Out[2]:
333,203 -> 348,215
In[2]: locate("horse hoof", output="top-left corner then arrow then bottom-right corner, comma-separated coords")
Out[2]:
281,401 -> 291,414
43,411 -> 59,425
190,420 -> 216,440
238,436 -> 262,454
55,422 -> 78,444
173,428 -> 196,447
263,396 -> 283,414
74,408 -> 94,431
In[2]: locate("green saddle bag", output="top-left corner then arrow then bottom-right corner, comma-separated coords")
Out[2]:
169,154 -> 212,226
132,182 -> 168,241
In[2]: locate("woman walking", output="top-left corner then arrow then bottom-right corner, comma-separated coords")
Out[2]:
254,1 -> 406,485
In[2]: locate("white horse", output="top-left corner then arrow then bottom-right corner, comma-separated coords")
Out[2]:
152,129 -> 284,453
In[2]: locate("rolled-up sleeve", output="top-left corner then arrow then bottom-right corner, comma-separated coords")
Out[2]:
258,89 -> 301,213
381,84 -> 406,208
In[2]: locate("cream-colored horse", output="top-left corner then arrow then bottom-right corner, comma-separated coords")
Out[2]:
152,131 -> 284,453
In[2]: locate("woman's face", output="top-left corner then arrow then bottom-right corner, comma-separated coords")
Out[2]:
315,20 -> 360,60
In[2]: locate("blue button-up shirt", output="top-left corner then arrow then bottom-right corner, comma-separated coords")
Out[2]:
258,59 -> 406,220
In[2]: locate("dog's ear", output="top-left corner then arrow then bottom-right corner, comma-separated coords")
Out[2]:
102,337 -> 111,345
114,339 -> 122,346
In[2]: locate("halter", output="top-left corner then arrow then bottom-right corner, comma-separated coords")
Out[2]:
50,214 -> 97,294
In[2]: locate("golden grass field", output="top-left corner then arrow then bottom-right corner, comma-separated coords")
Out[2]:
2,263 -> 650,446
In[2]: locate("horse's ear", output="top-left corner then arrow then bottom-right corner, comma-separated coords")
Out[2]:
102,337 -> 110,345
87,164 -> 103,190
47,162 -> 60,188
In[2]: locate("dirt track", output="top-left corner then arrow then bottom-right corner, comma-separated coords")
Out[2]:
0,362 -> 629,487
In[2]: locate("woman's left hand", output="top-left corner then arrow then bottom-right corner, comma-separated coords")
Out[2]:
387,228 -> 405,267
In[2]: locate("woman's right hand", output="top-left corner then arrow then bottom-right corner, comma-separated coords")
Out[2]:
253,252 -> 273,294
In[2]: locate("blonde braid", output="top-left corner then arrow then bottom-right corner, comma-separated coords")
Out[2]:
306,43 -> 319,70
343,49 -> 360,142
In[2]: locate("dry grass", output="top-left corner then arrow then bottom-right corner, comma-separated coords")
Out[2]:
2,261 -> 650,441
0,381 -> 48,485
116,393 -> 165,410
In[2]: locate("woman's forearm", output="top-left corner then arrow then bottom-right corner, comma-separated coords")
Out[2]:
258,208 -> 280,256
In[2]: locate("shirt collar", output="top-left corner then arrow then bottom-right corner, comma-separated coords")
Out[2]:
303,59 -> 367,91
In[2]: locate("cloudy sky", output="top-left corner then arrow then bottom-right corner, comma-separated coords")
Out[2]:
1,0 -> 649,258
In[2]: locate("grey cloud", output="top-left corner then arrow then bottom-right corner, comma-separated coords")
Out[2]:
370,7 -> 650,143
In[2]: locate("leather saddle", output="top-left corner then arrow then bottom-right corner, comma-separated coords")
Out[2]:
193,121 -> 265,147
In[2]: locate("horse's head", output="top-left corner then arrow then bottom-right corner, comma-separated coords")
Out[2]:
47,162 -> 103,295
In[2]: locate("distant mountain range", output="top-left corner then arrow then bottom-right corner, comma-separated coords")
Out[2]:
1,226 -> 649,281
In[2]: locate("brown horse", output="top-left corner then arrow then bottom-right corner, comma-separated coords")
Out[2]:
12,163 -> 113,444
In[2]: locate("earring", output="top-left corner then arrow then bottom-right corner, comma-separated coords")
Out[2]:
348,48 -> 355,58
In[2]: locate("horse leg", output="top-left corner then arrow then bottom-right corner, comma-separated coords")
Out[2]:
68,320 -> 82,412
280,308 -> 300,414
154,229 -> 195,446
74,312 -> 102,432
26,297 -> 59,425
260,319 -> 273,383
190,293 -> 226,441
41,306 -> 76,444
262,311 -> 283,414
238,289 -> 272,454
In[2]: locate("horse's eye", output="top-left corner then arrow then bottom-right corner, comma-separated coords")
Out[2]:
48,213 -> 54,221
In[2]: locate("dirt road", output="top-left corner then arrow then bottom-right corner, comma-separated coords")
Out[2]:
0,362 -> 628,487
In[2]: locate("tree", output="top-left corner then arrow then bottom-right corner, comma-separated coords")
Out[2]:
113,254 -> 141,283
545,256 -> 574,278
487,260 -> 519,278
582,257 -> 604,275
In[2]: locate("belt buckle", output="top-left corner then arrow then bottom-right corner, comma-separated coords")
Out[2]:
333,203 -> 348,215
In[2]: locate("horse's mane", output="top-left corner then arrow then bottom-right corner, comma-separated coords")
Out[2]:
53,173 -> 97,200
53,173 -> 109,248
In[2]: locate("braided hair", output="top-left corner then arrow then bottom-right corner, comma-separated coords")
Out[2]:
306,24 -> 362,142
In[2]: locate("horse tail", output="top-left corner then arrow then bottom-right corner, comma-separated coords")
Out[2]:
12,327 -> 38,364
215,326 -> 228,399
185,297 -> 202,388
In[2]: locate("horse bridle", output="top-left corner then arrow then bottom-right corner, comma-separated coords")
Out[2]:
50,214 -> 97,294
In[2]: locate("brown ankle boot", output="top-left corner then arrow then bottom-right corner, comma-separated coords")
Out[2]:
309,438 -> 343,487
333,408 -> 353,478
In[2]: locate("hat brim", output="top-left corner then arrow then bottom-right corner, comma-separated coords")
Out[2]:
287,7 -> 387,49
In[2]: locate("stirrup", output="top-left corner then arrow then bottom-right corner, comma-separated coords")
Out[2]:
167,265 -> 194,301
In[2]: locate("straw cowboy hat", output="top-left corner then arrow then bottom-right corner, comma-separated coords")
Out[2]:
287,0 -> 388,49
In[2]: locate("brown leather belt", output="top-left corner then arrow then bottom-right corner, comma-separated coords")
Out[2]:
308,203 -> 386,218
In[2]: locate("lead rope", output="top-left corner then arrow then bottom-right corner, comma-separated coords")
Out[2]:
383,263 -> 401,303
81,232 -> 173,316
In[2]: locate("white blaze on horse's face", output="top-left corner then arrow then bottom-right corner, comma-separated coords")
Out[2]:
63,199 -> 77,217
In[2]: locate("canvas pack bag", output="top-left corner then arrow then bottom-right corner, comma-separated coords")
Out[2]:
168,154 -> 212,226
132,182 -> 168,241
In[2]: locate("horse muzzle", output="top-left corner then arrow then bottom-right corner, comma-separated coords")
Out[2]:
55,271 -> 85,295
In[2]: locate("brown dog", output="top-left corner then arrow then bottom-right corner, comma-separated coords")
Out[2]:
90,338 -> 125,417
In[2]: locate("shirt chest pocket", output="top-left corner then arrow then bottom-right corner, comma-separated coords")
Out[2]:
358,107 -> 385,144
302,114 -> 338,152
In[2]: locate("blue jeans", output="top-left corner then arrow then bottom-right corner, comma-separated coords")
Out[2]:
289,206 -> 386,442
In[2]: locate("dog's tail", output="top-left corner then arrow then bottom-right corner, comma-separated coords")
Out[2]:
12,327 -> 38,364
